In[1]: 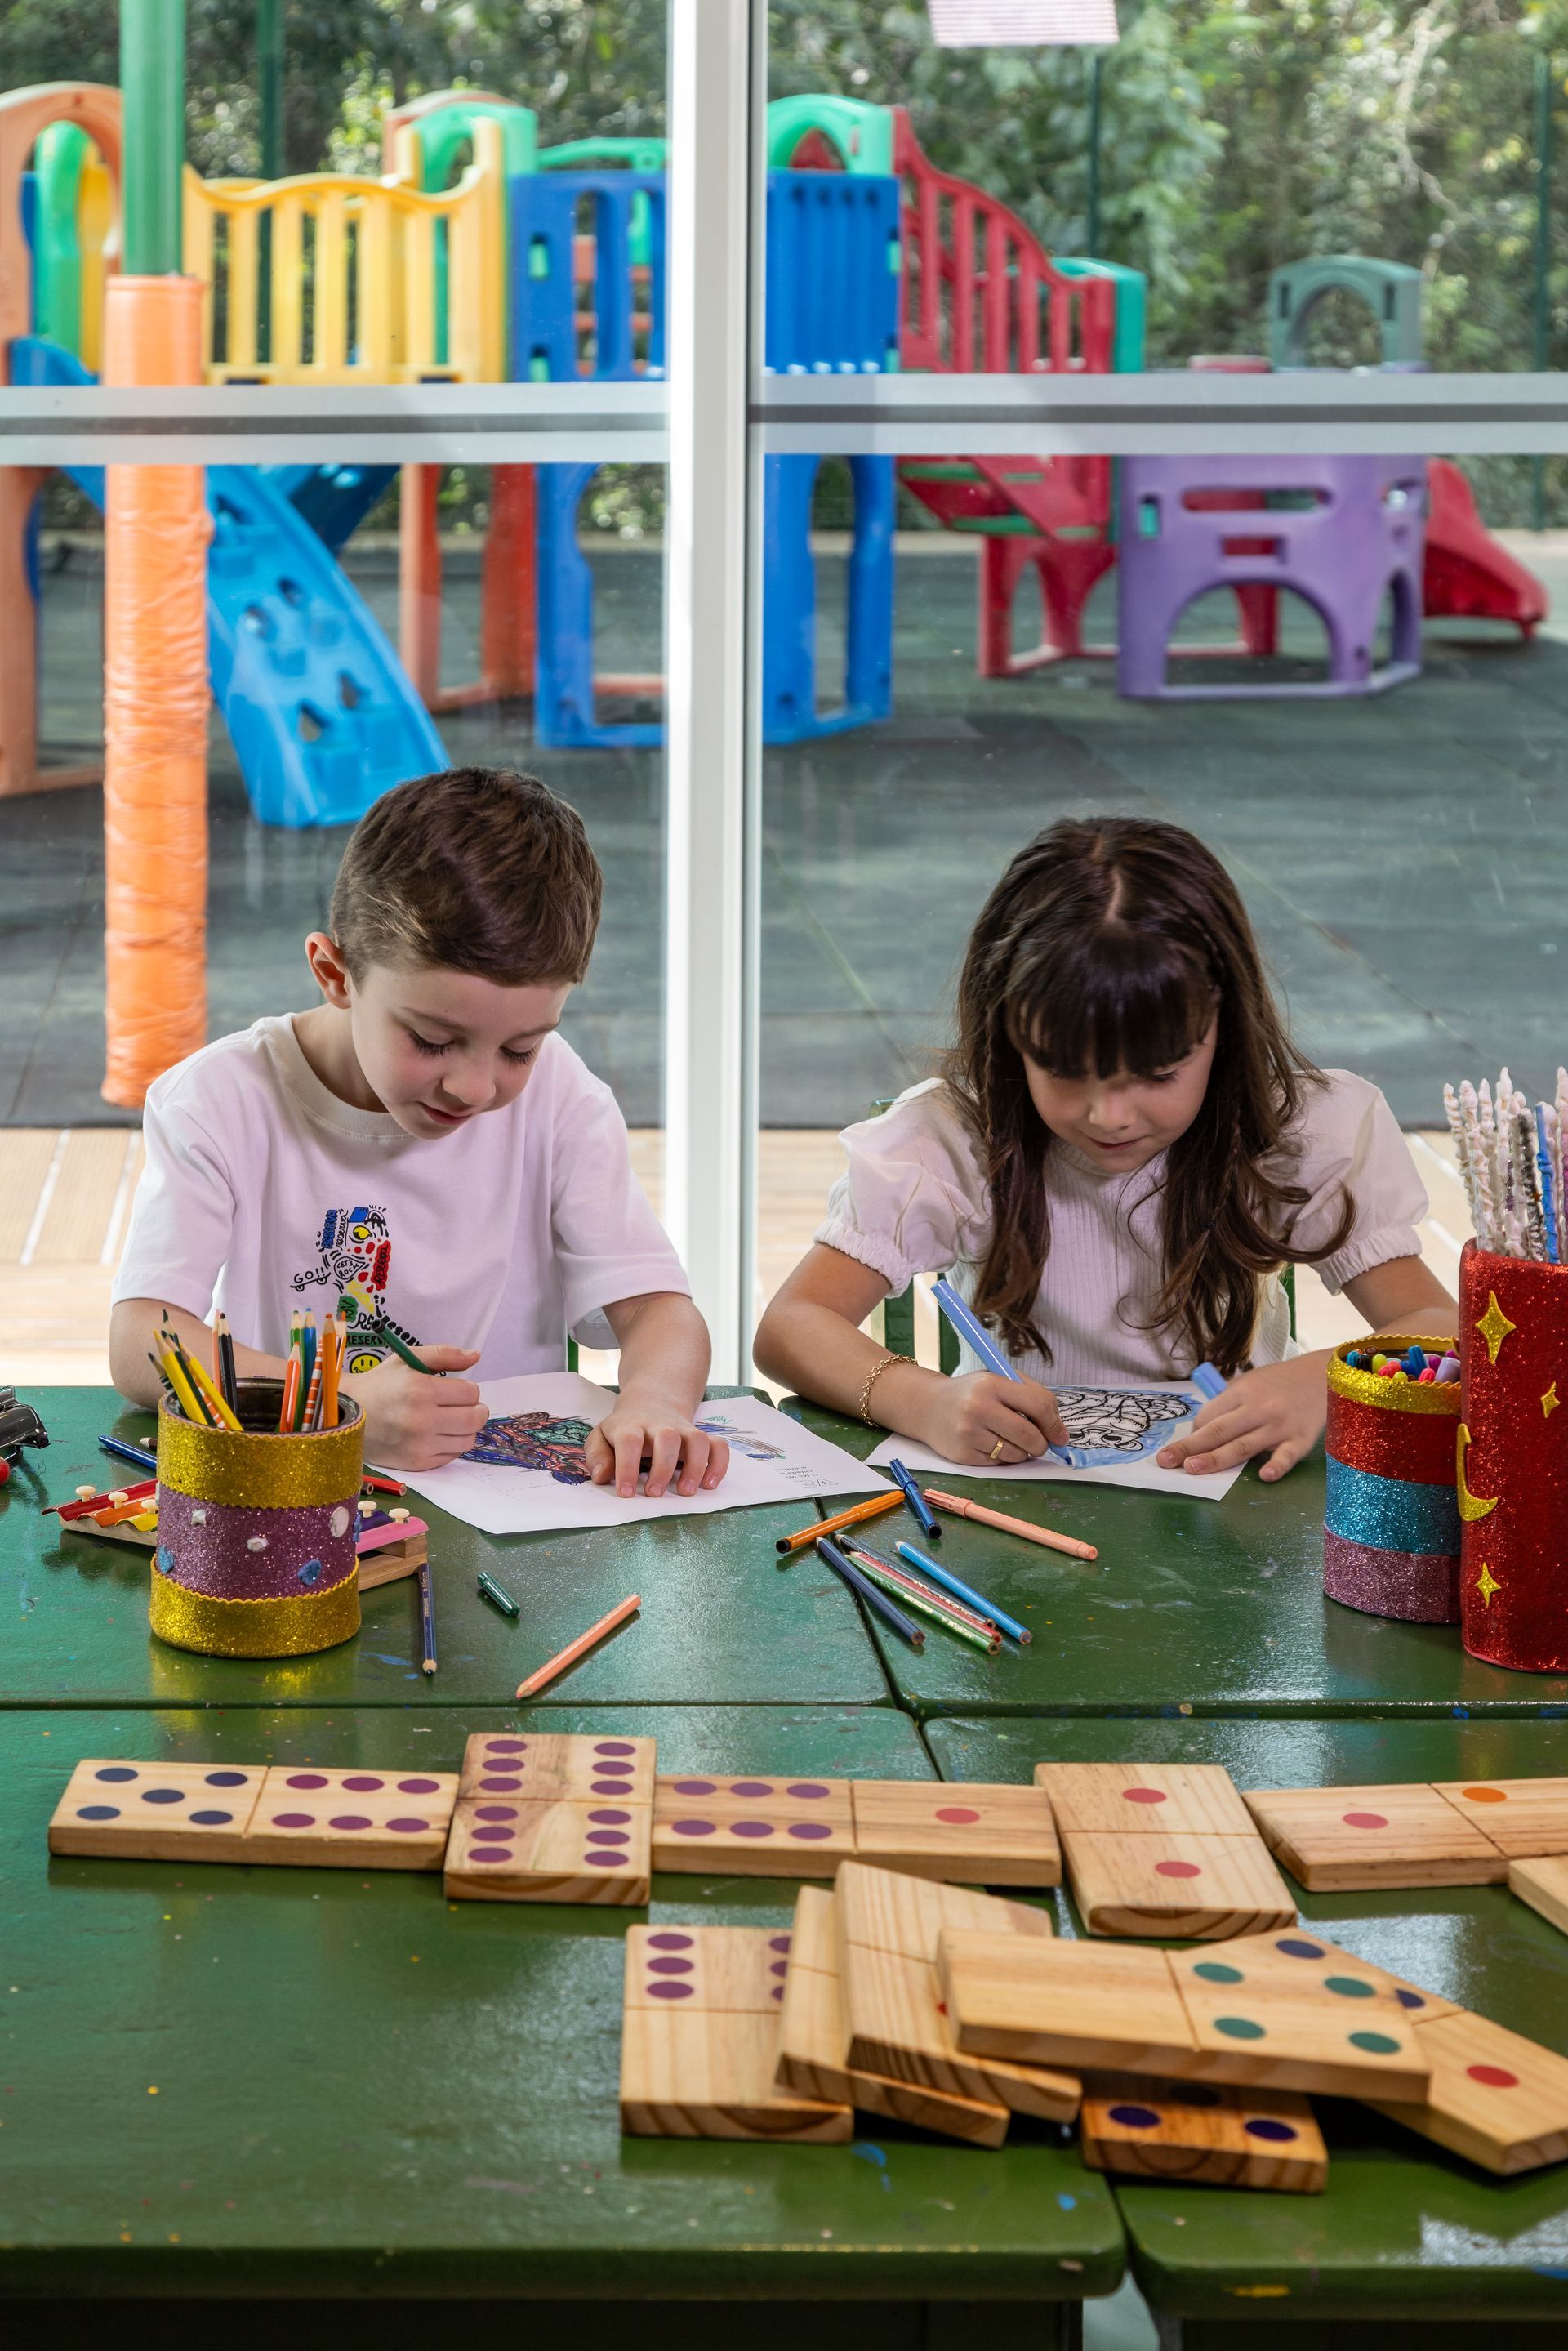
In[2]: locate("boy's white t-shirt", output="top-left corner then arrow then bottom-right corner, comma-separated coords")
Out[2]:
112,1015 -> 688,1376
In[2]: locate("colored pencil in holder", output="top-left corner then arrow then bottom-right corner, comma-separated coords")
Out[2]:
891,1537 -> 1032,1646
278,1349 -> 301,1434
183,1350 -> 244,1436
815,1536 -> 924,1649
216,1314 -> 239,1412
156,1342 -> 208,1428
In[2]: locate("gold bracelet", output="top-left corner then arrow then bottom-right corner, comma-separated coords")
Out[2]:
858,1349 -> 900,1427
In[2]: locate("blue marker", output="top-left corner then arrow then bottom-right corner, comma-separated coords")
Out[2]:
1190,1362 -> 1227,1401
893,1538 -> 1032,1647
886,1455 -> 941,1541
931,1275 -> 1072,1465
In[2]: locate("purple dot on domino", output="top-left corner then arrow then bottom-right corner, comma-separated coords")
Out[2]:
647,1956 -> 693,1976
591,1780 -> 633,1796
479,1777 -> 523,1793
471,1849 -> 514,1865
273,1813 -> 315,1829
729,1820 -> 774,1838
670,1780 -> 715,1796
287,1774 -> 328,1790
786,1783 -> 831,1800
769,1961 -> 788,1978
672,1819 -> 716,1836
387,1818 -> 430,1834
769,1935 -> 791,1954
399,1778 -> 440,1795
471,1824 -> 514,1843
583,1852 -> 624,1867
329,1816 -> 372,1831
589,1809 -> 631,1825
648,1932 -> 693,1951
646,1982 -> 693,2000
487,1738 -> 527,1755
595,1742 -> 635,1757
789,1822 -> 833,1840
476,1805 -> 518,1822
586,1829 -> 630,1847
342,1777 -> 385,1792
729,1782 -> 773,1798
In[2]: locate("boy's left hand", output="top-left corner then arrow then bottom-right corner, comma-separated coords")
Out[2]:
1156,1354 -> 1328,1483
586,1386 -> 730,1499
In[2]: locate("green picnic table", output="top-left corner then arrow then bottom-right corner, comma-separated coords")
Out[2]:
786,1400 -> 1568,1720
926,1713 -> 1568,2342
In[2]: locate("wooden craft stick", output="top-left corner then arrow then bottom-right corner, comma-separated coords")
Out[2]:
515,1594 -> 641,1698
776,1489 -> 903,1558
923,1488 -> 1098,1562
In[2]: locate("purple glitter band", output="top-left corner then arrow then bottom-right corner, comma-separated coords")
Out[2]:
1323,1528 -> 1460,1625
154,1486 -> 357,1601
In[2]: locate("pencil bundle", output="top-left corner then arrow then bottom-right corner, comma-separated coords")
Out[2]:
1443,1067 -> 1566,1264
278,1309 -> 348,1432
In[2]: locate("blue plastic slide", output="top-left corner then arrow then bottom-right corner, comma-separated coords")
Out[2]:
11,337 -> 444,828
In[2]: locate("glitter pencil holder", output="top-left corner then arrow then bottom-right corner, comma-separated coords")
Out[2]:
150,1382 -> 364,1658
1324,1335 -> 1461,1624
1458,1242 -> 1568,1674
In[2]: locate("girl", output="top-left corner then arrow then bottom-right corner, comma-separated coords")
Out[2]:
754,817 -> 1454,1483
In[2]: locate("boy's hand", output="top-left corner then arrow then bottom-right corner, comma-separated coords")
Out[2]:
586,1385 -> 730,1499
344,1345 -> 485,1471
909,1370 -> 1067,1468
1156,1354 -> 1327,1483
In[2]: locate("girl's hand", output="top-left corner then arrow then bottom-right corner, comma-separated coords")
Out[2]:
343,1345 -> 485,1471
909,1370 -> 1068,1468
586,1387 -> 730,1499
1156,1354 -> 1328,1483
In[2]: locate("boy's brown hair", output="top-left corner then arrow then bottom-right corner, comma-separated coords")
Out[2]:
330,766 -> 603,986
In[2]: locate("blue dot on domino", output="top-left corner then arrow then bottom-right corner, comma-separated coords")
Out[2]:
95,1766 -> 138,1782
189,1809 -> 234,1825
1396,1988 -> 1426,2010
1244,2118 -> 1298,2144
205,1771 -> 247,1786
1107,2104 -> 1161,2130
141,1788 -> 185,1805
1276,1938 -> 1325,1959
78,1805 -> 120,1819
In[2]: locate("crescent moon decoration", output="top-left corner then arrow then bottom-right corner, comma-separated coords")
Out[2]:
1456,1424 -> 1499,1523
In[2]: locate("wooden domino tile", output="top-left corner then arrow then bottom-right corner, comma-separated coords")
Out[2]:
1510,1854 -> 1568,1938
620,1924 -> 851,2142
48,1759 -> 266,1864
652,1773 -> 854,1876
1060,1829 -> 1295,1941
1241,1782 -> 1508,1890
1363,2006 -> 1568,2175
444,1795 -> 651,1904
1080,2076 -> 1326,2193
774,1886 -> 1010,2145
1035,1762 -> 1257,1838
459,1730 -> 656,1805
938,1929 -> 1432,2102
1209,1927 -> 1459,2024
243,1765 -> 459,1869
1431,1778 -> 1568,1859
849,1780 -> 1061,1885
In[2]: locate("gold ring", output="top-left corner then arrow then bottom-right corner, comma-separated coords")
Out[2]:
989,1438 -> 1007,1462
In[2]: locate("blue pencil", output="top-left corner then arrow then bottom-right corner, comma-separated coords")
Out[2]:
931,1276 -> 1072,1464
893,1537 -> 1032,1647
418,1560 -> 438,1676
887,1455 -> 941,1541
100,1432 -> 158,1474
1535,1104 -> 1560,1265
817,1536 -> 924,1649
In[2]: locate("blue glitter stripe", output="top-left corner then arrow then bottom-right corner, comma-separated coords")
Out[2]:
1325,1457 -> 1459,1557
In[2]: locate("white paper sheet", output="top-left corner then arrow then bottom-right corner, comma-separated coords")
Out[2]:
382,1376 -> 889,1537
867,1380 -> 1241,1501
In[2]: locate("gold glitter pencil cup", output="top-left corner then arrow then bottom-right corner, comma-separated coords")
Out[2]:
150,1380 -> 364,1657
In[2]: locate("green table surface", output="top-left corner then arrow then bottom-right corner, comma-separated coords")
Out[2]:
927,1712 -> 1568,2324
0,1390 -> 891,1712
786,1400 -> 1568,1720
0,1703 -> 1123,2301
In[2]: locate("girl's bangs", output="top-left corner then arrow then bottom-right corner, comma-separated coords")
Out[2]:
1008,928 -> 1215,1079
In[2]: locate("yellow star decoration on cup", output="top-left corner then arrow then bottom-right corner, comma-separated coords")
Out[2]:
1544,1382 -> 1561,1420
1475,1564 -> 1502,1608
1475,1291 -> 1517,1366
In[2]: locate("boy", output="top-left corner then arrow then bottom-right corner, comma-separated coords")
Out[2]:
110,766 -> 728,1492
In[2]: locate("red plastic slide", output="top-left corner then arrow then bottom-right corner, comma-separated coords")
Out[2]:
1423,459 -> 1548,637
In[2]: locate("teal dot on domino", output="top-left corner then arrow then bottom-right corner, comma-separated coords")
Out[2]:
1193,1962 -> 1244,1984
1349,2030 -> 1401,2054
1325,1974 -> 1376,1999
1214,2015 -> 1267,2041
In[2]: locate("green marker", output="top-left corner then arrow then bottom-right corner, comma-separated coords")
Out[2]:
477,1570 -> 519,1620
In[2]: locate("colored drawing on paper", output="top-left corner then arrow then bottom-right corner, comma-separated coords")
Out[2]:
1054,1387 -> 1196,1469
465,1413 -> 595,1483
697,1412 -> 786,1464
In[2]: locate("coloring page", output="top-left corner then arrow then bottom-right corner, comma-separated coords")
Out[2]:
382,1376 -> 888,1537
868,1380 -> 1241,1500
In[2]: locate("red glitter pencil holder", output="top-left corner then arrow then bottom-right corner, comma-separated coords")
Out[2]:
150,1381 -> 364,1658
1459,1242 -> 1568,1674
1324,1334 -> 1461,1624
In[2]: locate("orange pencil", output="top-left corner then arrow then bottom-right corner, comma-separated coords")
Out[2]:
278,1351 -> 301,1434
922,1487 -> 1098,1563
775,1488 -> 903,1558
515,1594 -> 641,1698
321,1317 -> 341,1429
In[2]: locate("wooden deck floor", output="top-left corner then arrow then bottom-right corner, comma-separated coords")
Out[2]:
0,1126 -> 1470,1390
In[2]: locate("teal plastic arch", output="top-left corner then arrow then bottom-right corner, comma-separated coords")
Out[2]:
1268,255 -> 1423,369
764,94 -> 894,177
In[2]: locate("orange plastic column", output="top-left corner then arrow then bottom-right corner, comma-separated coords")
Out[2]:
479,463 -> 537,698
101,274 -> 212,1108
399,463 -> 443,706
0,466 -> 48,798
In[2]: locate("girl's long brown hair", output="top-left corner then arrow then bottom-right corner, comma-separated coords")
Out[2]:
945,817 -> 1351,1376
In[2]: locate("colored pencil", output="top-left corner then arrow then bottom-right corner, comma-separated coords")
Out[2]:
216,1313 -> 239,1413
931,1275 -> 1073,1464
362,1472 -> 407,1496
100,1433 -> 157,1474
418,1560 -> 438,1676
515,1593 -> 641,1698
43,1477 -> 158,1521
183,1350 -> 244,1435
892,1537 -> 1033,1646
840,1536 -> 998,1634
923,1486 -> 1098,1562
319,1318 -> 340,1430
477,1569 -> 520,1620
373,1319 -> 437,1376
157,1345 -> 208,1429
299,1312 -> 318,1398
840,1539 -> 1000,1649
160,1318 -> 220,1426
886,1455 -> 941,1541
775,1488 -> 902,1558
278,1350 -> 301,1435
300,1345 -> 324,1434
816,1537 -> 924,1648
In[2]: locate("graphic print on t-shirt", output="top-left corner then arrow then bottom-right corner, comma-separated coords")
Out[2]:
465,1412 -> 595,1482
289,1203 -> 419,1372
